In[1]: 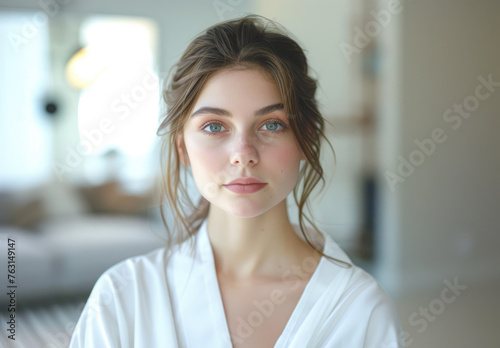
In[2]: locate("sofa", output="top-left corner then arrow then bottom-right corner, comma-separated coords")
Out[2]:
0,178 -> 167,306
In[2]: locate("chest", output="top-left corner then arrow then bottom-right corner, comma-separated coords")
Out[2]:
217,277 -> 309,348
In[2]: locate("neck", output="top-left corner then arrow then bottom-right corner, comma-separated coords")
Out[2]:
206,200 -> 317,281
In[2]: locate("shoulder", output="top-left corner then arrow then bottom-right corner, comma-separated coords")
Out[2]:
73,247 -> 170,325
88,235 -> 199,299
342,265 -> 398,318
89,228 -> 201,300
333,267 -> 402,347
95,246 -> 169,287
80,245 -> 176,317
320,232 -> 397,315
315,233 -> 402,346
69,246 -> 181,347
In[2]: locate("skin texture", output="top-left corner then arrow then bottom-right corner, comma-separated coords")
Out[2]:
178,68 -> 320,346
181,68 -> 303,217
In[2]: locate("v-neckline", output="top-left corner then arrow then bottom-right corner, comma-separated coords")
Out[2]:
197,219 -> 326,348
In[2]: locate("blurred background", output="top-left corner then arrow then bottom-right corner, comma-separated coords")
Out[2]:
0,0 -> 498,347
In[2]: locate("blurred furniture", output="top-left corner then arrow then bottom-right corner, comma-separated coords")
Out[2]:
0,179 -> 166,306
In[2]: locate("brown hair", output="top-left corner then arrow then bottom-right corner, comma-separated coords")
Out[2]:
157,14 -> 350,267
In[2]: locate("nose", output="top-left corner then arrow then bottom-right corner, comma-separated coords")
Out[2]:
230,135 -> 259,167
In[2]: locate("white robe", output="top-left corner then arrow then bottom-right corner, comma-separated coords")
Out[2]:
69,219 -> 402,347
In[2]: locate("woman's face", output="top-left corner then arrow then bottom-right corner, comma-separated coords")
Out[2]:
180,68 -> 305,218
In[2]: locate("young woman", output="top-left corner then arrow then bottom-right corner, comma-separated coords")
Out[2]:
70,15 -> 402,348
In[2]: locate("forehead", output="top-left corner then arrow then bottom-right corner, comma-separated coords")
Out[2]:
193,68 -> 282,111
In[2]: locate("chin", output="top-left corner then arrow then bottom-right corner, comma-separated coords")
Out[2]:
229,210 -> 266,219
225,205 -> 268,219
205,197 -> 265,218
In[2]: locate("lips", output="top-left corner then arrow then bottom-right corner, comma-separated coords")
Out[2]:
225,177 -> 265,185
223,177 -> 267,194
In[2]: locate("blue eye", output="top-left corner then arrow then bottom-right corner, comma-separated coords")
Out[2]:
202,122 -> 226,134
261,120 -> 286,132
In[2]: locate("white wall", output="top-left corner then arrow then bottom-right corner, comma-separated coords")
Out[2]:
0,0 -> 254,76
0,11 -> 53,190
379,0 -> 500,294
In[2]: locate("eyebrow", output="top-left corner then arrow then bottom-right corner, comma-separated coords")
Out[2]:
190,103 -> 285,118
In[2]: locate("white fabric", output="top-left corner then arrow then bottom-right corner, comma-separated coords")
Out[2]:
69,219 -> 402,347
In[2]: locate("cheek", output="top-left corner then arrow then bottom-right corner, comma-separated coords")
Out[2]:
184,137 -> 225,183
265,144 -> 302,178
187,143 -> 213,169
